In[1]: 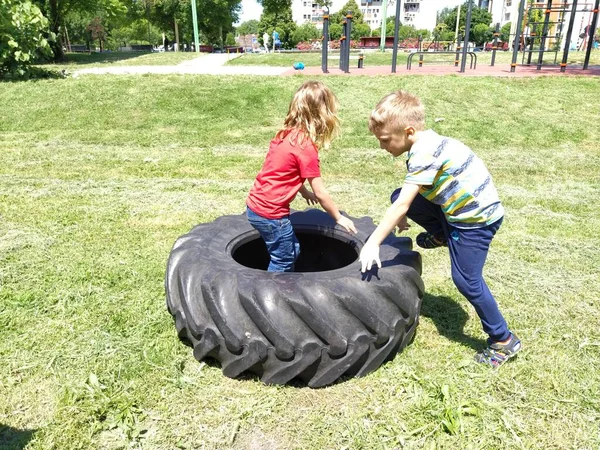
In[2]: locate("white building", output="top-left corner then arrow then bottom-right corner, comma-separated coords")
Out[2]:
292,0 -> 348,27
485,0 -> 514,27
359,0 -> 438,31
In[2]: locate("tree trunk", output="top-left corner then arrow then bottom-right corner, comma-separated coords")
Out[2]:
49,0 -> 65,60
175,18 -> 180,52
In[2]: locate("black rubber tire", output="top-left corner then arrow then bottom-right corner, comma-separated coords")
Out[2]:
165,208 -> 424,388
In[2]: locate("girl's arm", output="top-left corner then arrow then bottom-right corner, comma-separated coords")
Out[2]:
307,177 -> 357,233
298,184 -> 317,205
359,182 -> 421,272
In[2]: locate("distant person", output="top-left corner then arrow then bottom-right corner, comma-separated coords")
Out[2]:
263,32 -> 270,53
246,81 -> 357,272
272,30 -> 281,51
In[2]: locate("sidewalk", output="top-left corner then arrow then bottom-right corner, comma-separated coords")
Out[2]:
73,53 -> 289,76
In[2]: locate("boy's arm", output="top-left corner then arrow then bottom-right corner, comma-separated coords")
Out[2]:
307,177 -> 357,233
359,182 -> 421,272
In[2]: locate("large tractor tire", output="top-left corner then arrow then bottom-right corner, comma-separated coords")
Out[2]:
165,208 -> 424,388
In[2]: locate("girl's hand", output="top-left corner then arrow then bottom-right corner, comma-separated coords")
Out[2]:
337,216 -> 357,234
301,190 -> 318,205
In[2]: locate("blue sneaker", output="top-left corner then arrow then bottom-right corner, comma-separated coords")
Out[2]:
475,333 -> 521,368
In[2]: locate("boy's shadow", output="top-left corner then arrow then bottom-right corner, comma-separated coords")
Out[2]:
420,293 -> 487,351
0,424 -> 36,450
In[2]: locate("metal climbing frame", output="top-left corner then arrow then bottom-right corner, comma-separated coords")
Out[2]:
511,0 -> 599,72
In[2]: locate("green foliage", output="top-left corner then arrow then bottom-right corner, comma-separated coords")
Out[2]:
258,1 -> 296,49
328,22 -> 343,40
471,23 -> 492,46
290,22 -> 320,47
330,0 -> 363,25
0,0 -> 53,79
500,22 -> 511,42
443,0 -> 492,38
351,22 -> 370,40
224,31 -> 235,46
236,19 -> 258,36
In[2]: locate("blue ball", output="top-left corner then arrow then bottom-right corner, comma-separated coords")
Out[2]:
293,62 -> 305,70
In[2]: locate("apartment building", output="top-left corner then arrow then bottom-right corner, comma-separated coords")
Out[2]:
359,0 -> 437,31
292,0 -> 347,28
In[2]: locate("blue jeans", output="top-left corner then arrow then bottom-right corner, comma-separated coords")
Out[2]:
246,207 -> 300,272
391,188 -> 510,342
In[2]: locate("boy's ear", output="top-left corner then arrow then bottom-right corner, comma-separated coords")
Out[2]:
404,126 -> 416,137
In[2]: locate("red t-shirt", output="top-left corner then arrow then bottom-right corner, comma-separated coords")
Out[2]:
247,130 -> 321,219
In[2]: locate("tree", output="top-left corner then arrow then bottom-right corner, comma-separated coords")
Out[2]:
87,15 -> 107,50
471,22 -> 491,46
290,22 -> 319,46
351,22 -> 370,40
1,0 -> 53,79
443,0 -> 492,39
329,0 -> 363,25
257,0 -> 295,49
236,19 -> 258,36
33,0 -> 127,60
500,22 -> 511,42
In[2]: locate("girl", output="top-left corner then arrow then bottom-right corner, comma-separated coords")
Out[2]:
246,81 -> 357,272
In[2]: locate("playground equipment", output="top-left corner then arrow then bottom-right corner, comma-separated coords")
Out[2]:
510,0 -> 599,72
165,209 -> 423,387
319,0 -> 597,74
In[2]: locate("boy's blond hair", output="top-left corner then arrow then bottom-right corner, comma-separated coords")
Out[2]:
278,80 -> 340,149
368,90 -> 425,134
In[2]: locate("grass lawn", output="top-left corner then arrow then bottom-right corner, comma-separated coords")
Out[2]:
36,51 -> 204,72
1,74 -> 599,449
226,49 -> 600,68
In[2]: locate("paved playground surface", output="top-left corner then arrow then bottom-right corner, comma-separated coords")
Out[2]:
73,52 -> 600,77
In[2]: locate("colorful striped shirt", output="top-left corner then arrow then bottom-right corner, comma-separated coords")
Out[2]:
405,130 -> 504,228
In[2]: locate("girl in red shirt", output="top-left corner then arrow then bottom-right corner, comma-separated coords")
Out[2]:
247,80 -> 357,272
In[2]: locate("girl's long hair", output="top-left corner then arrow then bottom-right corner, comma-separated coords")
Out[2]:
277,81 -> 340,150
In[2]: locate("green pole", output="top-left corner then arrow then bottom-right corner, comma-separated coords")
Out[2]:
380,0 -> 388,52
191,0 -> 200,52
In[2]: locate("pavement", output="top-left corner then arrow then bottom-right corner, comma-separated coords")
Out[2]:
73,51 -> 600,78
73,53 -> 288,76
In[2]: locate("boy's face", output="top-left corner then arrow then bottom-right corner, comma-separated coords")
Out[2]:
373,125 -> 414,158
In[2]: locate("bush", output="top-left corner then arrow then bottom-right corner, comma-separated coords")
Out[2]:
0,0 -> 53,80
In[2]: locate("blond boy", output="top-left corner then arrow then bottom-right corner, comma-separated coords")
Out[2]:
359,90 -> 521,368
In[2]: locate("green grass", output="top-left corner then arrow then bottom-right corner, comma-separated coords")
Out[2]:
226,49 -> 600,68
35,51 -> 204,72
1,74 -> 599,450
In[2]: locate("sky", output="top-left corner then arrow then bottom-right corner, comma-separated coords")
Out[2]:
236,0 -> 263,25
236,0 -> 466,25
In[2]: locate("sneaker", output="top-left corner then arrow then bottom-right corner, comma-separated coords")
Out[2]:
475,333 -> 522,368
416,232 -> 447,249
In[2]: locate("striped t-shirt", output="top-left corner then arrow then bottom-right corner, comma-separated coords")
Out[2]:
405,130 -> 504,229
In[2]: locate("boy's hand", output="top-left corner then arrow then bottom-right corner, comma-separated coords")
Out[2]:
359,243 -> 381,272
396,216 -> 410,233
337,216 -> 357,234
300,190 -> 318,205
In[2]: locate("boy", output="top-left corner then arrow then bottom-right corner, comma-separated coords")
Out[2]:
359,90 -> 521,368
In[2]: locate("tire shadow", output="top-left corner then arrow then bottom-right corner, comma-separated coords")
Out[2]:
420,293 -> 487,351
0,424 -> 36,450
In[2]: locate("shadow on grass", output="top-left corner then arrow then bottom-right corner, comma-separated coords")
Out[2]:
420,293 -> 487,351
0,424 -> 36,450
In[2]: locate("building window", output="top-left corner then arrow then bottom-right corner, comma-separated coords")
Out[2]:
506,0 -> 512,6
505,12 -> 510,20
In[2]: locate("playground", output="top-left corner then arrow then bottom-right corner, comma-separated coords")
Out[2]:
1,70 -> 599,449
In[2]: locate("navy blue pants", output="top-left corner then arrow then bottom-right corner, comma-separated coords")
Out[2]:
391,188 -> 510,342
